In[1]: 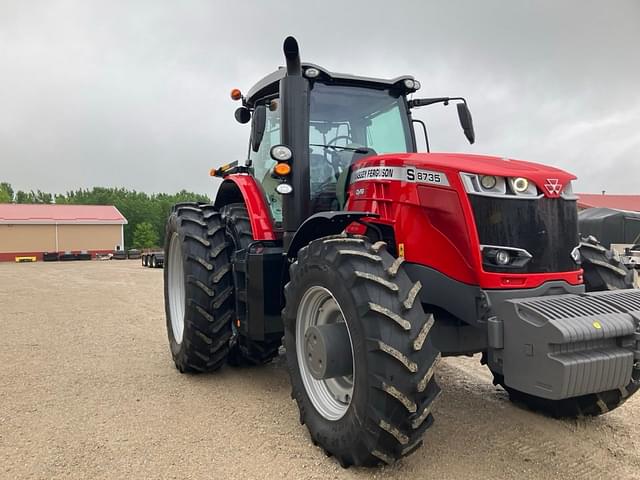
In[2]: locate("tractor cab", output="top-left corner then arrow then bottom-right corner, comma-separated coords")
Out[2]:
306,81 -> 412,213
236,63 -> 419,225
227,44 -> 474,247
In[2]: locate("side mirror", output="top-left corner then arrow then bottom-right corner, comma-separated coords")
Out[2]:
456,103 -> 475,144
235,107 -> 251,124
251,105 -> 266,152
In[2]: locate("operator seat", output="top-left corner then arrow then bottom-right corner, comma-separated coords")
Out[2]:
335,146 -> 377,209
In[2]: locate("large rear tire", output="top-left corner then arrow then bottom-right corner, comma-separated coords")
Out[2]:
164,203 -> 234,373
579,235 -> 635,291
221,203 -> 281,366
283,234 -> 441,467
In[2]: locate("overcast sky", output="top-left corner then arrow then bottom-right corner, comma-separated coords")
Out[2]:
1,0 -> 639,197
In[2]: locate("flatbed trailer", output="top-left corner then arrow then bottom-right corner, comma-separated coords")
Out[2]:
141,249 -> 164,268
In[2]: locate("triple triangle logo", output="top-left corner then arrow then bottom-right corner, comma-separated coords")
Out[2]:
544,178 -> 562,195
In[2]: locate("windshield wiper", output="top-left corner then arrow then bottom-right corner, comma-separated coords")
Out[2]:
310,144 -> 371,154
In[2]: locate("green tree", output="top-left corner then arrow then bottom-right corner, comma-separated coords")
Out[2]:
15,189 -> 53,203
0,182 -> 14,202
15,190 -> 29,203
132,222 -> 160,248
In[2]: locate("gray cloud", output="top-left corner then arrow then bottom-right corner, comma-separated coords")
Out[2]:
1,0 -> 638,195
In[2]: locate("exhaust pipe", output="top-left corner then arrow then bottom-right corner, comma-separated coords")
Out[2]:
279,35 -> 307,249
283,36 -> 301,76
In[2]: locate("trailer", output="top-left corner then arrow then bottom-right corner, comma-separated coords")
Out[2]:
141,249 -> 164,268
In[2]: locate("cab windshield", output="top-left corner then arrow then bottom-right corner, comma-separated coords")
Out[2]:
309,83 -> 412,211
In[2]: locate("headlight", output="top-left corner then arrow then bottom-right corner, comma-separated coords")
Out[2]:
508,177 -> 538,196
403,79 -> 415,89
511,177 -> 529,193
304,67 -> 320,78
495,250 -> 511,265
270,144 -> 293,161
461,173 -> 540,198
460,173 -> 506,195
481,245 -> 532,269
480,175 -> 497,189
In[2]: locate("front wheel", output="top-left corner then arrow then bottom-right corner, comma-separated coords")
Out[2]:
283,235 -> 441,467
490,371 -> 639,418
579,235 -> 636,291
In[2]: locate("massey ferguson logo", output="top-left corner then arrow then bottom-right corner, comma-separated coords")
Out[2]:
544,178 -> 562,195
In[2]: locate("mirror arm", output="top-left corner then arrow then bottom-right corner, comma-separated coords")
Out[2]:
412,119 -> 430,153
408,97 -> 449,108
410,96 -> 475,145
409,96 -> 468,109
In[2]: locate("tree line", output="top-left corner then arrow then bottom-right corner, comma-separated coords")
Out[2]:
0,182 -> 210,249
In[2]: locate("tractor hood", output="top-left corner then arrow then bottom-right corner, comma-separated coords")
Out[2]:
353,152 -> 577,198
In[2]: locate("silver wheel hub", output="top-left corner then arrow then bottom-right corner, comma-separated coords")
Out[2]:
296,286 -> 355,421
167,233 -> 185,344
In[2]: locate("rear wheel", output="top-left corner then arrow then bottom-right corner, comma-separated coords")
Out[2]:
579,235 -> 635,291
164,203 -> 234,373
283,235 -> 441,467
142,255 -> 147,267
221,203 -> 281,366
151,255 -> 157,268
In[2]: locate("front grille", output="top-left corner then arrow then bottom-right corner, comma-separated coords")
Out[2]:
469,195 -> 579,273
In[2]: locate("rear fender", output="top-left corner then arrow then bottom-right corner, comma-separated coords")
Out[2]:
214,175 -> 276,241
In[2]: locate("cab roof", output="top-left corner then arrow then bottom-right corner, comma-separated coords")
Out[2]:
245,63 -> 415,106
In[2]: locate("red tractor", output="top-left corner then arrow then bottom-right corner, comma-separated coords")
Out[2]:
163,37 -> 638,467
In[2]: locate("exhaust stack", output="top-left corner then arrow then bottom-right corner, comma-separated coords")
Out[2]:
283,36 -> 301,76
279,36 -> 308,248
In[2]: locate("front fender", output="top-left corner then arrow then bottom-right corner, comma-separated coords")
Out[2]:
214,175 -> 276,241
286,211 -> 378,258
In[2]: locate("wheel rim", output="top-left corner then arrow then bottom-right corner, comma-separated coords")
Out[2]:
168,233 -> 185,344
296,286 -> 354,421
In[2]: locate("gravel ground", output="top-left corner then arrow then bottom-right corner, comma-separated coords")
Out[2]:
1,261 -> 640,480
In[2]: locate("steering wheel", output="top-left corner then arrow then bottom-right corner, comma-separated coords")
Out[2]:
322,135 -> 355,176
326,135 -> 353,147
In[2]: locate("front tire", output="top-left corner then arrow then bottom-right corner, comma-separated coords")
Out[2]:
491,372 -> 639,418
283,235 -> 441,467
164,203 -> 235,373
579,235 -> 635,291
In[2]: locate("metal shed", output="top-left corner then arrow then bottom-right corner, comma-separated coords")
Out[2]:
0,204 -> 127,261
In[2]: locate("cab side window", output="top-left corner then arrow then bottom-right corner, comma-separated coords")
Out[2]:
249,99 -> 282,223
